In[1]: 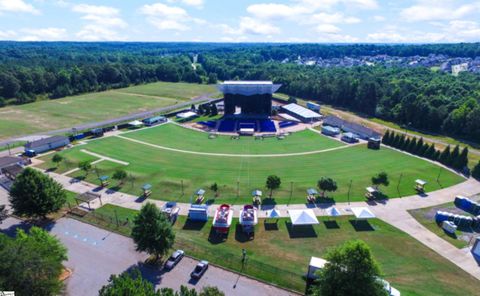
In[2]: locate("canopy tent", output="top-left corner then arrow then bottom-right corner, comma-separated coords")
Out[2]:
351,207 -> 376,219
128,120 -> 143,127
326,207 -> 341,217
306,188 -> 318,195
415,179 -> 427,186
195,189 -> 206,195
252,190 -> 262,197
142,183 -> 152,197
75,191 -> 102,210
289,209 -> 319,225
176,111 -> 197,120
267,208 -> 281,219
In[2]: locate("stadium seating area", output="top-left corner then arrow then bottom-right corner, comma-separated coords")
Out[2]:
218,119 -> 236,132
278,121 -> 298,129
198,121 -> 217,128
259,119 -> 276,132
215,119 -> 277,133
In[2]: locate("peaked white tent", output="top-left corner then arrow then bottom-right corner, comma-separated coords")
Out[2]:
267,209 -> 281,219
326,207 -> 341,217
289,209 -> 319,225
351,207 -> 375,219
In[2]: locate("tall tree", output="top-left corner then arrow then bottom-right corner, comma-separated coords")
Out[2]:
113,168 -> 128,185
371,172 -> 389,190
99,268 -> 158,296
131,203 -> 175,261
439,145 -> 451,165
79,160 -> 92,176
9,167 -> 66,219
0,227 -> 67,296
310,240 -> 387,296
317,177 -> 338,198
472,161 -> 480,180
266,175 -> 281,197
52,153 -> 63,168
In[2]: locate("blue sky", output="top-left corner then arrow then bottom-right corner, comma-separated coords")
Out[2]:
0,0 -> 479,42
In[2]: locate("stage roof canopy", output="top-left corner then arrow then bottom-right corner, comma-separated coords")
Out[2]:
218,81 -> 281,96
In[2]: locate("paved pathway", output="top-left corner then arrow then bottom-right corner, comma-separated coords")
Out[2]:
44,170 -> 480,282
0,217 -> 296,296
80,149 -> 130,165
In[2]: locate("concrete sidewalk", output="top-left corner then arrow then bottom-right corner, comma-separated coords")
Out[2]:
44,170 -> 480,283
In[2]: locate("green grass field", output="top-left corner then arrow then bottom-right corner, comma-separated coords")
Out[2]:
122,123 -> 344,154
0,82 -> 217,140
37,123 -> 464,204
77,204 -> 480,296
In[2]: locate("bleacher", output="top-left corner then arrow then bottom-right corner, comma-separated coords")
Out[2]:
278,121 -> 298,129
218,119 -> 236,132
259,119 -> 276,132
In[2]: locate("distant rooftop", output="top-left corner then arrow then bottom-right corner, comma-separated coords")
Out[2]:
282,103 -> 322,119
218,80 -> 281,96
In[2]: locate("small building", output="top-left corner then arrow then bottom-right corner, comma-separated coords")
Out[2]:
188,204 -> 209,222
368,137 -> 381,150
306,101 -> 321,112
1,164 -> 23,180
143,116 -> 167,127
341,132 -> 359,143
90,128 -> 104,137
281,103 -> 322,123
0,156 -> 23,171
321,126 -> 340,136
323,115 -> 381,140
307,256 -> 328,280
24,135 -> 70,155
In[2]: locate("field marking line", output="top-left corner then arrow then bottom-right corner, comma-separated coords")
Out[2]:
115,134 -> 354,158
80,149 -> 130,165
61,159 -> 104,176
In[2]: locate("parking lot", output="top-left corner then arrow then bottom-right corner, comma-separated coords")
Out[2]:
44,218 -> 296,296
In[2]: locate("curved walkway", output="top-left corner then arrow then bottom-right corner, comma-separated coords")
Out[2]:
45,170 -> 480,282
115,134 -> 358,158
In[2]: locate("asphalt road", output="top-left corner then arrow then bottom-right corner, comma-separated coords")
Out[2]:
0,217 -> 297,296
0,94 -> 214,147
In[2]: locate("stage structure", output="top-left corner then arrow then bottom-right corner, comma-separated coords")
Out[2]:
218,81 -> 281,117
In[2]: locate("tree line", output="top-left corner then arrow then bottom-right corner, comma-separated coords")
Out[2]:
0,42 -> 479,143
382,130 -> 469,172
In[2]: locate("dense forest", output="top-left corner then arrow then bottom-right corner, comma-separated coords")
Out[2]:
0,42 -> 479,142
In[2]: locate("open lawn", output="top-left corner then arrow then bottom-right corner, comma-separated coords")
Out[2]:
409,200 -> 479,249
37,125 -> 464,204
122,123 -> 345,154
0,82 -> 216,141
77,204 -> 480,296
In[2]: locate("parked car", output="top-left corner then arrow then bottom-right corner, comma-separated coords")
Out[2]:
162,201 -> 180,223
191,260 -> 209,279
164,250 -> 184,270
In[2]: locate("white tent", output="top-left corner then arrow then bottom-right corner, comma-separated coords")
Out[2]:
267,209 -> 281,219
351,207 -> 375,219
176,111 -> 197,119
326,207 -> 341,217
128,120 -> 143,127
289,209 -> 319,225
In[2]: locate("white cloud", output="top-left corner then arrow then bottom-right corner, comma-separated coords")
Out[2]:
20,27 -> 67,41
221,17 -> 281,36
315,24 -> 341,34
400,1 -> 480,22
0,30 -> 16,40
73,4 -> 127,41
373,15 -> 385,22
167,0 -> 204,8
309,12 -> 361,24
0,0 -> 39,14
246,3 -> 305,20
139,3 -> 202,31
